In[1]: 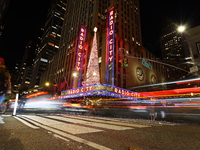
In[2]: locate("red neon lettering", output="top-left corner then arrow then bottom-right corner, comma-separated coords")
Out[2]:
109,39 -> 113,44
110,19 -> 113,25
109,30 -> 113,35
110,11 -> 113,15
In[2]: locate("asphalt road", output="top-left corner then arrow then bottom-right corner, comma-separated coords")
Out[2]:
0,113 -> 200,150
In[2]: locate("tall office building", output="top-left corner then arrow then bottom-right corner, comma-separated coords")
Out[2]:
160,24 -> 192,66
29,0 -> 67,91
160,23 -> 194,79
40,0 -> 167,94
12,41 -> 34,93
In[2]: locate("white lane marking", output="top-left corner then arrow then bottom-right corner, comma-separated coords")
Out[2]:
64,115 -> 150,128
19,116 -> 112,150
0,118 -> 5,124
14,117 -> 39,129
53,134 -> 70,142
23,116 -> 103,134
47,116 -> 133,130
1,115 -> 12,117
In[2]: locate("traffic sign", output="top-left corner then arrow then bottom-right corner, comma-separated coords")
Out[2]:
142,60 -> 152,69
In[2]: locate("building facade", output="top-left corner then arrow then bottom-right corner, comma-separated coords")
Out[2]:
40,0 -> 167,95
187,25 -> 200,75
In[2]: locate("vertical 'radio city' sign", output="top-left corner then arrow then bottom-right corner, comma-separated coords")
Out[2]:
106,7 -> 115,85
76,26 -> 86,72
107,7 -> 115,63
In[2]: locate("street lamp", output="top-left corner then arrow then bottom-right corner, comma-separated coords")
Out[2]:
45,82 -> 50,92
177,26 -> 185,32
45,82 -> 50,87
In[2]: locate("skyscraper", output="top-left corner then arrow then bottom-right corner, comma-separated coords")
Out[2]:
160,23 -> 194,79
29,0 -> 67,90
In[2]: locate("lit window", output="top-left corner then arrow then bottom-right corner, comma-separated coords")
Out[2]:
48,42 -> 54,46
40,58 -> 48,63
50,33 -> 56,37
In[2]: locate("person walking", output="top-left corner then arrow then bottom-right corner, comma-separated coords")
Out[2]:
0,58 -> 11,107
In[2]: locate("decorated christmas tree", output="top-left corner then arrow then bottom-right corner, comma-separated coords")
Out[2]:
85,27 -> 100,85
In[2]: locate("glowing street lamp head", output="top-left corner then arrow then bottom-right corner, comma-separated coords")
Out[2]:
45,82 -> 50,86
177,26 -> 185,32
94,27 -> 98,32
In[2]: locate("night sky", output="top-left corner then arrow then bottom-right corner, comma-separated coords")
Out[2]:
0,0 -> 50,70
1,0 -> 200,71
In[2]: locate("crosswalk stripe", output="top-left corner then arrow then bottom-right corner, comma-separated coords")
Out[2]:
17,115 -> 112,150
63,115 -> 150,128
14,117 -> 39,129
47,115 -> 133,130
22,115 -> 103,134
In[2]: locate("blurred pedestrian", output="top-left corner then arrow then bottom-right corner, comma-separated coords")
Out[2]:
0,58 -> 11,104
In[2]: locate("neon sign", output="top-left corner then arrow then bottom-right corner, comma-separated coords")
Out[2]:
61,84 -> 141,98
76,26 -> 86,71
108,8 -> 114,62
106,7 -> 115,85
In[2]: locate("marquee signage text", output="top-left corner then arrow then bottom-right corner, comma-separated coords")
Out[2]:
61,84 -> 140,98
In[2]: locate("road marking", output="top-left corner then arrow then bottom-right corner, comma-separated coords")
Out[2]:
22,115 -> 103,134
63,115 -> 150,128
14,117 -> 39,129
47,116 -> 133,130
0,118 -> 5,124
18,116 -> 112,150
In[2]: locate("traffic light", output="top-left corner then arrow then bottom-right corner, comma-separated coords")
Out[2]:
123,58 -> 128,67
118,59 -> 123,67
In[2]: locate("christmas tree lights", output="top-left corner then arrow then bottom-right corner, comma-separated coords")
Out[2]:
85,27 -> 100,85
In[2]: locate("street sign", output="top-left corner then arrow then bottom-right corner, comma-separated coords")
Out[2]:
142,60 -> 152,69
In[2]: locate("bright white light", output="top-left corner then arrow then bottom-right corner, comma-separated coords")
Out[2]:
94,27 -> 98,32
45,82 -> 50,86
73,72 -> 78,77
93,72 -> 96,76
177,26 -> 185,32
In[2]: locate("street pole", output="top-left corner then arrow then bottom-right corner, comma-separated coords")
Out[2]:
13,93 -> 19,116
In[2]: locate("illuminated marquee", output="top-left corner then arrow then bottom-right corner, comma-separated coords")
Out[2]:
76,26 -> 86,72
61,84 -> 140,98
